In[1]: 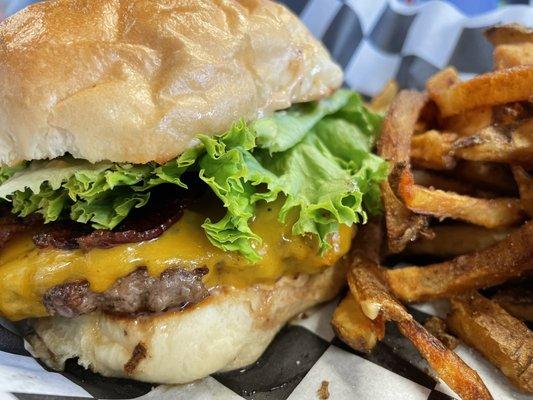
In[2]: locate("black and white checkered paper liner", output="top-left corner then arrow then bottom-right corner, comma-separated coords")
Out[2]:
1,0 -> 532,399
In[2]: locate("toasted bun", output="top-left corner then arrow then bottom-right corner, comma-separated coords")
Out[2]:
0,0 -> 342,167
27,265 -> 345,384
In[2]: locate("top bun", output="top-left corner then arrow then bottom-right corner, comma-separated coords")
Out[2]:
0,0 -> 342,166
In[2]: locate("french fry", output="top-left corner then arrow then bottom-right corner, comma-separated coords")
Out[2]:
385,221 -> 533,302
398,168 -> 524,228
347,257 -> 493,400
413,170 -> 496,198
485,24 -> 533,46
512,165 -> 533,217
452,160 -> 517,195
424,316 -> 459,350
348,257 -> 405,321
351,217 -> 384,264
426,67 -> 460,98
413,169 -> 471,194
447,293 -> 533,392
493,44 -> 533,69
411,130 -> 457,170
405,224 -> 512,258
378,90 -> 428,164
380,179 -> 432,254
338,30 -> 533,395
485,24 -> 533,69
378,91 -> 432,253
368,80 -> 399,113
427,65 -> 533,117
331,292 -> 385,353
492,102 -> 531,126
454,120 -> 533,167
492,286 -> 533,322
441,106 -> 493,136
397,319 -> 493,400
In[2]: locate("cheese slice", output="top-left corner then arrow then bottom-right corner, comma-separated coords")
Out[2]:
0,200 -> 353,320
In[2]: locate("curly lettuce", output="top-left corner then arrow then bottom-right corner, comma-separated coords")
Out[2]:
0,89 -> 387,261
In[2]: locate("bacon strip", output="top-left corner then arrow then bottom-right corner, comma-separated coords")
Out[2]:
0,207 -> 41,249
33,186 -> 191,251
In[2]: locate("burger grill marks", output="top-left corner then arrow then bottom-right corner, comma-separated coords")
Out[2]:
43,267 -> 209,318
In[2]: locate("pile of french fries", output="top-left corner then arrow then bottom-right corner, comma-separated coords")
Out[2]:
332,24 -> 532,399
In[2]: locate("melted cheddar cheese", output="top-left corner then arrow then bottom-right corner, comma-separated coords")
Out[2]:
0,200 -> 354,320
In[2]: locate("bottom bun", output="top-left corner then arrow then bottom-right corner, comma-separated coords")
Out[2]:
27,264 -> 346,384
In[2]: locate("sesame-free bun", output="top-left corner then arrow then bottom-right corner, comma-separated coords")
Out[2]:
27,265 -> 345,384
0,0 -> 342,167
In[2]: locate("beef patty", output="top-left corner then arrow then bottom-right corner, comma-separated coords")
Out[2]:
43,267 -> 209,318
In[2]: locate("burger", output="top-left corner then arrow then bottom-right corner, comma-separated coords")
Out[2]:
0,0 -> 388,384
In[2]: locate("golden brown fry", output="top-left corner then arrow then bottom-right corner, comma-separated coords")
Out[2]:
405,224 -> 512,258
348,258 -> 405,321
411,130 -> 457,170
454,120 -> 533,167
413,169 -> 496,198
492,286 -> 533,322
331,292 -> 385,353
378,91 -> 431,253
398,169 -> 524,228
441,106 -> 493,136
398,319 -> 493,400
381,179 -> 432,254
492,102 -> 531,126
493,288 -> 533,322
447,293 -> 533,392
369,80 -> 399,113
486,24 -> 533,46
347,257 -> 493,400
485,24 -> 533,69
493,43 -> 533,69
385,221 -> 533,302
351,217 -> 384,264
452,160 -> 517,195
366,33 -> 533,395
427,65 -> 533,117
426,67 -> 460,98
378,90 -> 428,164
413,170 -> 471,194
512,165 -> 533,217
424,316 -> 459,350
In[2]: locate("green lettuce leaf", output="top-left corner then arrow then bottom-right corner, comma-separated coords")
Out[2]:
0,90 -> 387,260
0,158 -> 155,228
0,163 -> 27,186
253,89 -> 354,153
